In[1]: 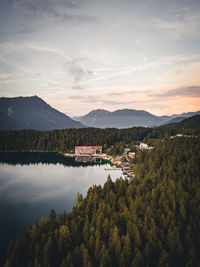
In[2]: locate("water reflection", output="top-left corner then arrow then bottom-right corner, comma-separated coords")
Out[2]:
75,156 -> 99,163
0,152 -> 106,166
0,152 -> 123,263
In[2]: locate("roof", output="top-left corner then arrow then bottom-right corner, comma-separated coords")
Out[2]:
75,146 -> 102,149
120,162 -> 130,166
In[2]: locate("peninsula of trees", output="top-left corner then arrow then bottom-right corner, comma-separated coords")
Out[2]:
1,115 -> 200,266
4,136 -> 200,267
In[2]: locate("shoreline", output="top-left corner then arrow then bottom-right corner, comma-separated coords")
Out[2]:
0,150 -> 135,177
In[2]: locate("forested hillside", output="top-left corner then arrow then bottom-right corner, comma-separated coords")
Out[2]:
0,115 -> 199,153
4,136 -> 200,267
166,114 -> 200,130
0,127 -> 154,152
147,115 -> 200,139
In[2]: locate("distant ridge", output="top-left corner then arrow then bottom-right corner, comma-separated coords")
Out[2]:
165,114 -> 200,129
74,108 -> 166,128
0,96 -> 85,130
163,116 -> 186,125
75,108 -> 200,128
0,96 -> 199,130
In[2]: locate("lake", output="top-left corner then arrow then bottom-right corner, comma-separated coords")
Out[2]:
0,152 -> 124,262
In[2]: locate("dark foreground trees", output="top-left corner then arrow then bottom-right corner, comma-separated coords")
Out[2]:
4,137 -> 200,266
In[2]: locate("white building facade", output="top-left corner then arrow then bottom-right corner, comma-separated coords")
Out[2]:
75,146 -> 102,155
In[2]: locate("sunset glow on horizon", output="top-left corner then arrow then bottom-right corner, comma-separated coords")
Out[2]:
0,0 -> 200,116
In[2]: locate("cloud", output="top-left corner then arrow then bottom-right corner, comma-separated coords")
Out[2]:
12,0 -> 98,24
0,24 -> 37,36
65,60 -> 94,90
68,93 -> 142,106
152,86 -> 200,98
71,85 -> 84,90
0,41 -> 70,80
0,41 -> 70,64
12,0 -> 80,12
0,73 -> 9,79
107,89 -> 150,97
155,8 -> 200,40
46,11 -> 97,24
67,84 -> 200,113
88,54 -> 200,90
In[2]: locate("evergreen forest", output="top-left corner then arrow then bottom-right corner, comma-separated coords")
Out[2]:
0,115 -> 200,153
4,136 -> 200,267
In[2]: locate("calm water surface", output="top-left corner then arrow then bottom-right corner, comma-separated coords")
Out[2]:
0,152 -> 124,261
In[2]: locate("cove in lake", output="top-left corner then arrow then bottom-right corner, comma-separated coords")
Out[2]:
0,152 -> 124,262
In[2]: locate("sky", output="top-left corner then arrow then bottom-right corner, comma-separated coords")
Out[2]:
0,0 -> 200,117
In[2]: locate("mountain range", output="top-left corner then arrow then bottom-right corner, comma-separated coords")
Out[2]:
165,114 -> 200,130
0,96 -> 84,130
75,109 -> 200,128
0,96 -> 199,130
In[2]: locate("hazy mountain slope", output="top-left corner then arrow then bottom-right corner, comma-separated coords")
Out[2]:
166,114 -> 200,129
1,96 -> 199,130
174,110 -> 200,118
76,109 -> 200,128
163,116 -> 187,125
74,109 -> 110,127
0,96 -> 85,130
75,109 -> 171,128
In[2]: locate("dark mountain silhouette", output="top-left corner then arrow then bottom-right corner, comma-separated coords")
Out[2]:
0,96 -> 84,130
1,96 -> 199,130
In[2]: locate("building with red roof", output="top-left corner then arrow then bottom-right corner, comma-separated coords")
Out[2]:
75,146 -> 102,155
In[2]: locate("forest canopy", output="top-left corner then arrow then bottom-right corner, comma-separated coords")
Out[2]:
0,115 -> 199,153
4,136 -> 200,267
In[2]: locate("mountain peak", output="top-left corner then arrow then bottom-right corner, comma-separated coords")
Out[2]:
76,108 -> 159,128
76,108 -> 200,128
113,109 -> 154,116
87,109 -> 110,116
0,96 -> 85,130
